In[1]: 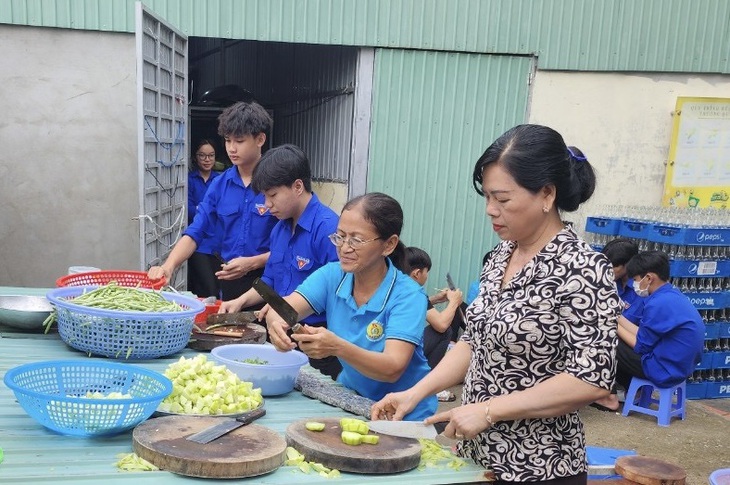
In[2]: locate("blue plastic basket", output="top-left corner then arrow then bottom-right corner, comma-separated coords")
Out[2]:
3,360 -> 172,437
46,286 -> 205,359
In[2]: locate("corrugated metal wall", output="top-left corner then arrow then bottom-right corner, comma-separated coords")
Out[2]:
368,49 -> 533,290
2,0 -> 728,73
188,39 -> 356,181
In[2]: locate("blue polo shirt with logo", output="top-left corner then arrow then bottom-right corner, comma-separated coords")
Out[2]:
296,260 -> 437,421
185,166 -> 277,262
617,278 -> 644,324
261,193 -> 339,325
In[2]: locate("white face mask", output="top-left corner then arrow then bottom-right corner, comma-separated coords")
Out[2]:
635,275 -> 650,298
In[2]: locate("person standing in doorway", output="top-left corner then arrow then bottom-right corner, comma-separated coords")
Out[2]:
148,101 -> 277,300
187,138 -> 222,298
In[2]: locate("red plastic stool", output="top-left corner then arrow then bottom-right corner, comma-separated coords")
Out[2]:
621,377 -> 686,427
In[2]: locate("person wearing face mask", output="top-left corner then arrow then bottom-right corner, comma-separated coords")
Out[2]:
591,250 -> 704,413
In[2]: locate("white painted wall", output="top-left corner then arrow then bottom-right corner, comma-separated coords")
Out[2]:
528,71 -> 730,236
0,26 -> 138,287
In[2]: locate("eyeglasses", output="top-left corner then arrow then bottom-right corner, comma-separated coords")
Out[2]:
328,233 -> 381,249
196,153 -> 215,160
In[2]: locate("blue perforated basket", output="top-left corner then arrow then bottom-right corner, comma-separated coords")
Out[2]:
3,360 -> 172,437
46,286 -> 205,359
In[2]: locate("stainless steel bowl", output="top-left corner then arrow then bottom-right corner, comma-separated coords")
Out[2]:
0,295 -> 53,331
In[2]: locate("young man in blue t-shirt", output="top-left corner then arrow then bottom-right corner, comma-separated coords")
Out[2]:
219,144 -> 341,378
592,250 -> 704,412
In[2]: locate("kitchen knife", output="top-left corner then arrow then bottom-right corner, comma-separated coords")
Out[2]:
252,278 -> 300,329
367,420 -> 447,440
446,272 -> 467,322
186,407 -> 266,444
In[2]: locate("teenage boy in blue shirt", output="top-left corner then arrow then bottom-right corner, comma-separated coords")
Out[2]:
601,237 -> 643,322
591,250 -> 704,412
148,101 -> 278,300
220,144 -> 341,378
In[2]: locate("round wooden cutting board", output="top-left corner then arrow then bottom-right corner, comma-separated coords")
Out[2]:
132,415 -> 286,479
615,455 -> 687,485
285,417 -> 421,474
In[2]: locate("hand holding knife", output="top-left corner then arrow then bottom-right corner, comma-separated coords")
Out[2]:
446,272 -> 467,322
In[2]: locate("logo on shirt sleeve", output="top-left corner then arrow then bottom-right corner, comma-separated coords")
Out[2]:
296,256 -> 311,270
366,321 -> 384,342
255,204 -> 269,215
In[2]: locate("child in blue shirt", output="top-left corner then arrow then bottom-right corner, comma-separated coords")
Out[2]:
219,144 -> 341,378
263,193 -> 437,421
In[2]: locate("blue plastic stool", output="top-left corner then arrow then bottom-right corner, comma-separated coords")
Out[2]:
621,377 -> 686,427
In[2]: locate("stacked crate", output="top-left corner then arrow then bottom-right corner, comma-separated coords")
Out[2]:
585,206 -> 730,400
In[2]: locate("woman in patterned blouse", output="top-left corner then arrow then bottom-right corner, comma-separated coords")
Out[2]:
372,124 -> 620,484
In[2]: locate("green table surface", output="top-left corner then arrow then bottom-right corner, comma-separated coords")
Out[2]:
0,286 -> 487,484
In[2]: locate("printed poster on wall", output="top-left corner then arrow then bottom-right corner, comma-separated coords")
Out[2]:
662,97 -> 730,209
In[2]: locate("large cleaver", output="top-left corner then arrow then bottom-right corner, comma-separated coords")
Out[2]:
368,420 -> 447,440
251,278 -> 302,334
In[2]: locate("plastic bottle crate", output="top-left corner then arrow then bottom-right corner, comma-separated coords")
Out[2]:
719,322 -> 730,338
686,382 -> 708,399
648,224 -> 730,246
684,291 -> 728,310
712,352 -> 730,369
705,323 -> 721,340
618,220 -> 651,239
669,259 -> 730,278
696,352 -> 716,370
706,382 -> 730,399
585,217 -> 621,236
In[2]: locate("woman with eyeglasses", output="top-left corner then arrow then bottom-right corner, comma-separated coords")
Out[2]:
265,192 -> 437,420
187,139 -> 222,298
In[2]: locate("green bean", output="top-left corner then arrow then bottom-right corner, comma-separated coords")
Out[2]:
66,282 -> 183,312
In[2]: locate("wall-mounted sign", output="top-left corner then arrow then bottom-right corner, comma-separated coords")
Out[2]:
663,97 -> 730,208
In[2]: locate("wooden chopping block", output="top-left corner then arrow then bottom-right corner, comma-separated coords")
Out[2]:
132,415 -> 286,479
615,455 -> 687,485
285,418 -> 421,474
188,321 -> 266,351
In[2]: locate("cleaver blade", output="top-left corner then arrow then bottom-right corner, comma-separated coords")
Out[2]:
367,420 -> 446,440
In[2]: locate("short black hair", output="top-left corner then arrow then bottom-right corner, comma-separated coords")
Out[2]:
251,144 -> 312,193
217,101 -> 272,138
626,250 -> 670,281
404,246 -> 432,274
601,237 -> 639,267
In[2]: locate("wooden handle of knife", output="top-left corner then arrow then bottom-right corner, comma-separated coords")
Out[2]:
235,407 -> 266,424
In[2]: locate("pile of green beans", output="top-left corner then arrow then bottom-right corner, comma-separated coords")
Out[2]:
69,283 -> 183,312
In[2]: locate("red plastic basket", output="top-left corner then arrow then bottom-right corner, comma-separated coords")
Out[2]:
55,270 -> 166,290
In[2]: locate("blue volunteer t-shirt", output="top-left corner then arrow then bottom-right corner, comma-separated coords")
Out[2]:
188,169 -> 221,224
634,283 -> 704,387
295,260 -> 437,421
185,166 -> 277,262
261,194 -> 339,325
617,278 -> 644,323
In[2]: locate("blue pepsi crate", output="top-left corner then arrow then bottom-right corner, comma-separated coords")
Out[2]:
686,382 -> 708,399
719,322 -> 730,339
696,352 -> 716,370
648,224 -> 730,246
585,217 -> 621,236
618,220 -> 651,239
669,259 -> 730,278
705,324 -> 721,340
684,291 -> 728,310
712,351 -> 730,369
705,381 -> 730,399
